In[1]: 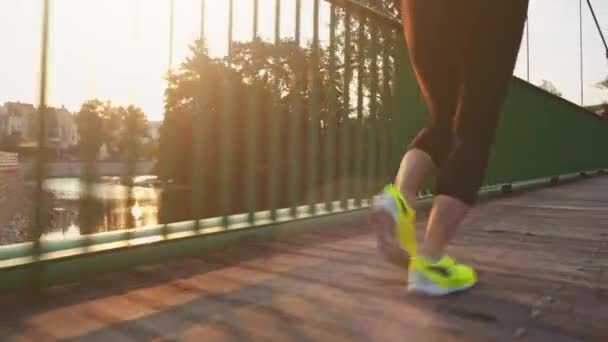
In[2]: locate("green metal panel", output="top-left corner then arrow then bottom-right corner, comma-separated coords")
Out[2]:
484,79 -> 608,186
389,34 -> 608,188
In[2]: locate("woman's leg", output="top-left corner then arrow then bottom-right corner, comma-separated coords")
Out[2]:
419,0 -> 529,260
371,0 -> 464,266
397,0 -> 464,204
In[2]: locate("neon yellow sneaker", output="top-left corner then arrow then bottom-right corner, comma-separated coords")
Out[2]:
369,184 -> 417,268
408,256 -> 477,296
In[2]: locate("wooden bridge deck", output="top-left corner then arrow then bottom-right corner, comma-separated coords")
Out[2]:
1,177 -> 608,341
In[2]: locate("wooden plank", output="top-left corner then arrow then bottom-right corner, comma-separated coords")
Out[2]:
0,177 -> 607,341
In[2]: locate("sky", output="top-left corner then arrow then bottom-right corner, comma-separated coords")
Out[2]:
0,0 -> 607,121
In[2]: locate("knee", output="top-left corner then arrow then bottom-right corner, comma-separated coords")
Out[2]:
409,126 -> 454,167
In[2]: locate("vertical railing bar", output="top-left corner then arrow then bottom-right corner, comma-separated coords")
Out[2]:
354,17 -> 365,207
339,6 -> 352,209
289,0 -> 302,216
245,2 -> 259,224
192,88 -> 209,230
168,0 -> 177,228
201,0 -> 206,40
295,0 -> 301,46
190,3 -> 212,230
275,0 -> 281,41
391,31 -> 407,191
160,148 -> 170,236
220,1 -> 239,227
228,0 -> 234,53
190,2 -> 206,230
124,107 -> 138,236
366,23 -> 379,200
268,0 -> 282,220
324,3 -> 337,212
126,4 -> 143,237
161,0 -> 179,236
526,15 -> 530,82
579,0 -> 584,106
160,122 -> 176,236
253,0 -> 259,39
32,0 -> 51,260
379,27 -> 391,187
220,76 -> 234,228
308,0 -> 321,214
389,30 -> 399,184
245,97 -> 258,224
169,0 -> 174,71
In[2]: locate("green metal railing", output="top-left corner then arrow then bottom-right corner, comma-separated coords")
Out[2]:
156,0 -> 409,225
0,0 -> 607,292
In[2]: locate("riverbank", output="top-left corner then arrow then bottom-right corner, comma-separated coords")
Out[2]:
0,206 -> 29,245
20,160 -> 155,179
0,186 -> 56,245
0,177 -> 162,245
0,152 -> 24,242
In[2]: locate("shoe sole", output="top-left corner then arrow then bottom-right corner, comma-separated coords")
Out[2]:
369,208 -> 410,269
407,281 -> 477,296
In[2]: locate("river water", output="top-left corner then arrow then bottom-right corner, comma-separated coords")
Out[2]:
42,176 -> 161,239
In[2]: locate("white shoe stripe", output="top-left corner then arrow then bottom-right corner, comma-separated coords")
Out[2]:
373,193 -> 399,222
407,270 -> 476,296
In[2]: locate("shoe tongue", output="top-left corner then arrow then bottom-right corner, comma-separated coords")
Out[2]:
437,256 -> 455,268
417,255 -> 455,268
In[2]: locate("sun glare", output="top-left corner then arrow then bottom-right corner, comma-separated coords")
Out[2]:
0,0 -> 606,121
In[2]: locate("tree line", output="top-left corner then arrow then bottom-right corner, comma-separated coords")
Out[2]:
157,23 -> 404,223
75,99 -> 154,162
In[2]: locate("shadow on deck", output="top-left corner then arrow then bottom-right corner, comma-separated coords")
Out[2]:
1,178 -> 607,341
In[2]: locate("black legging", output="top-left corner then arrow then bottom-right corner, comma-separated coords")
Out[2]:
402,0 -> 529,205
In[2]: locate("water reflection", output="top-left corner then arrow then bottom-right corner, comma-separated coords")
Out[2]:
42,176 -> 160,239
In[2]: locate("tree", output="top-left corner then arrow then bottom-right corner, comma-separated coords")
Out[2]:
539,80 -> 562,97
360,0 -> 400,17
118,106 -> 147,151
120,105 -> 148,172
157,0 -> 404,222
596,76 -> 608,90
594,79 -> 608,114
76,99 -> 104,160
159,36 -> 389,221
76,99 -> 149,161
100,101 -> 123,156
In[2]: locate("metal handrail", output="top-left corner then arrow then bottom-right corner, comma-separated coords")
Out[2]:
586,0 -> 608,59
324,0 -> 402,30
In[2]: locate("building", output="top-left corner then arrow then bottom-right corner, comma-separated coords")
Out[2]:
0,105 -> 6,134
0,151 -> 23,234
48,106 -> 79,150
5,115 -> 25,137
1,102 -> 36,140
0,102 -> 79,153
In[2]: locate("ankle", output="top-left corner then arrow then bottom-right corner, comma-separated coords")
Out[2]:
418,246 -> 443,262
401,191 -> 417,209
